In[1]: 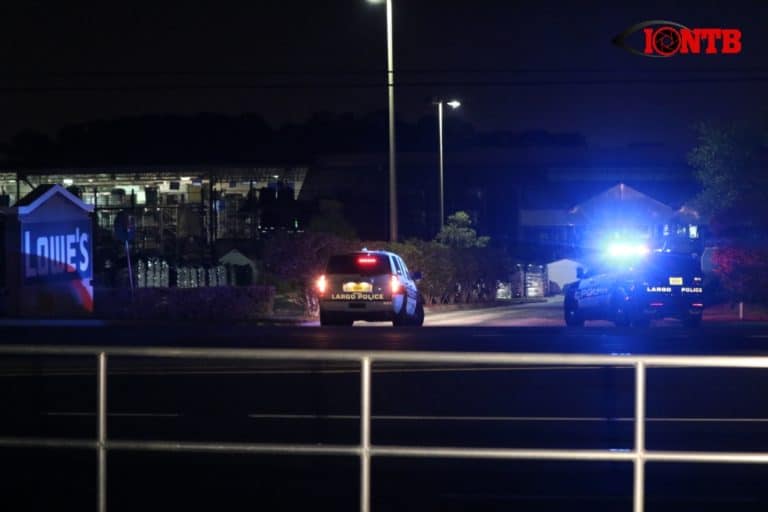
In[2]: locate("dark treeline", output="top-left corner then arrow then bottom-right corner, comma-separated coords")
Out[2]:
0,111 -> 586,167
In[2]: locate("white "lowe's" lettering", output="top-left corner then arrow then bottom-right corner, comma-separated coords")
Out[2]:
23,228 -> 90,278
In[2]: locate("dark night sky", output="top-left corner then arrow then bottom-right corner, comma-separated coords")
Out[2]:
0,1 -> 766,149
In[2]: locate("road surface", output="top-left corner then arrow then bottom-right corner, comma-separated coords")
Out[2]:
307,296 -> 743,328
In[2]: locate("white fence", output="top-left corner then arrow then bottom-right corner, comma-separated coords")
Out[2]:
1,345 -> 768,511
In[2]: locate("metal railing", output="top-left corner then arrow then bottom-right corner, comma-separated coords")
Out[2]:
2,345 -> 768,512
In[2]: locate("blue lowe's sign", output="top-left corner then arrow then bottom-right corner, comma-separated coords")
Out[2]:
22,220 -> 92,284
8,184 -> 95,316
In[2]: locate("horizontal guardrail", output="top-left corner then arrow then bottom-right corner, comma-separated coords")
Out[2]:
1,345 -> 768,512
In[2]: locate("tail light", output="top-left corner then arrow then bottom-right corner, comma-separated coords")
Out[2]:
316,275 -> 327,295
390,275 -> 402,294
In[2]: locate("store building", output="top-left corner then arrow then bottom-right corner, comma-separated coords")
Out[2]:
0,165 -> 309,263
519,183 -> 702,258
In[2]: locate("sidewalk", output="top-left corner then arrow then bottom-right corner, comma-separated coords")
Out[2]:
704,302 -> 768,322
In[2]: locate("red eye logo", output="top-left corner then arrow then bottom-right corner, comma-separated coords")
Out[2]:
613,20 -> 742,57
652,26 -> 681,56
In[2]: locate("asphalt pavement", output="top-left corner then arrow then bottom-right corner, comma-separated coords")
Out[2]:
425,297 -> 564,326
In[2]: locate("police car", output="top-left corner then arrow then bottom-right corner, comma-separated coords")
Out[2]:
563,246 -> 704,327
316,250 -> 424,327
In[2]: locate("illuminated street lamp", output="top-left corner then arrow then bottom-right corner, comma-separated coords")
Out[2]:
367,0 -> 397,241
434,99 -> 461,228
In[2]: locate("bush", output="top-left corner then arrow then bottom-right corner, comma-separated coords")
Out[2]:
366,239 -> 508,305
261,232 -> 357,315
360,239 -> 455,304
711,247 -> 768,303
94,286 -> 275,321
259,231 -> 514,310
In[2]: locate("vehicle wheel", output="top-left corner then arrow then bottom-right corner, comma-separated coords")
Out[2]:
632,316 -> 651,328
683,314 -> 702,328
564,299 -> 584,327
613,299 -> 631,327
392,298 -> 410,327
320,311 -> 353,327
411,300 -> 425,327
319,310 -> 334,326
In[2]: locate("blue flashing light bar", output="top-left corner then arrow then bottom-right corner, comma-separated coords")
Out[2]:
607,242 -> 650,258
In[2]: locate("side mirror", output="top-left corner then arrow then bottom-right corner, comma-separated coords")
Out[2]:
576,267 -> 585,279
411,271 -> 423,281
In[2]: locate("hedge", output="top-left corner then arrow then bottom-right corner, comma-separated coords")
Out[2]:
94,286 -> 275,321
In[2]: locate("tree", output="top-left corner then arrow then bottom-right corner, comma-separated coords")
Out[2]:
7,131 -> 56,165
306,200 -> 357,239
261,232 -> 356,315
711,247 -> 768,303
687,121 -> 768,228
688,120 -> 768,304
376,239 -> 456,304
435,211 -> 490,248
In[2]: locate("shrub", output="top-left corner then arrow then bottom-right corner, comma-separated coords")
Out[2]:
94,286 -> 275,321
711,247 -> 768,303
261,232 -> 357,315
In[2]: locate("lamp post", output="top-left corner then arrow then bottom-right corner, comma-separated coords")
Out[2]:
368,0 -> 397,241
434,99 -> 461,228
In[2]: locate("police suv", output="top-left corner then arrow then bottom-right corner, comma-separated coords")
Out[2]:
563,249 -> 704,327
316,250 -> 424,327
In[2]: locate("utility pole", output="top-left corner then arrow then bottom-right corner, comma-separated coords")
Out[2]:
385,0 -> 397,241
369,0 -> 398,241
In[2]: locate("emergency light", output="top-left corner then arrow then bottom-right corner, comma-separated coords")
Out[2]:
607,242 -> 650,258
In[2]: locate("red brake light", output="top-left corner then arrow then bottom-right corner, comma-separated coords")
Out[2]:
316,275 -> 327,294
358,256 -> 377,265
391,274 -> 402,294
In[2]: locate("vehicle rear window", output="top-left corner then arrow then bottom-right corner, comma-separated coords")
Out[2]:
640,253 -> 702,278
326,254 -> 391,276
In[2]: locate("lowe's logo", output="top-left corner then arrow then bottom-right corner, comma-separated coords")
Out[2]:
23,223 -> 91,280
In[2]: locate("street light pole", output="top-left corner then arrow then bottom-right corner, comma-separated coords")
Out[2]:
434,99 -> 461,230
370,0 -> 397,241
437,100 -> 445,228
385,0 -> 397,241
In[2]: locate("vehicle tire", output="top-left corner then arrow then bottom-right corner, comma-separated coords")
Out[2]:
632,316 -> 651,328
320,311 -> 353,327
411,300 -> 425,327
319,310 -> 335,326
613,299 -> 631,327
564,299 -> 584,327
683,314 -> 702,328
392,297 -> 410,327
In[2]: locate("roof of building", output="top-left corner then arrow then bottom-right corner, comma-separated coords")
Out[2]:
13,184 -> 94,214
2,164 -> 310,179
521,183 -> 682,227
14,184 -> 56,207
570,183 -> 675,223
